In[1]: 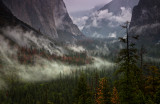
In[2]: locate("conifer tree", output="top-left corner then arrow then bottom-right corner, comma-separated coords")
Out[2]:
74,74 -> 93,104
94,72 -> 99,104
145,66 -> 160,102
111,87 -> 120,104
96,78 -> 111,104
155,87 -> 160,103
116,21 -> 144,104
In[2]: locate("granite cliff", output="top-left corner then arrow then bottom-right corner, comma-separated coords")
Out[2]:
2,0 -> 83,41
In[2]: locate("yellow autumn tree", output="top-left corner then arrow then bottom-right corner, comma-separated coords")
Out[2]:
111,87 -> 120,104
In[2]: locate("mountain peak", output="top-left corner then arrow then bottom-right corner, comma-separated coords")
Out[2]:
82,0 -> 139,38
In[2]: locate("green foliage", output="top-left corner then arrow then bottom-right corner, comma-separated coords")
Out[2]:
155,87 -> 160,103
1,22 -> 160,104
116,22 -> 144,104
0,68 -> 115,104
74,74 -> 93,104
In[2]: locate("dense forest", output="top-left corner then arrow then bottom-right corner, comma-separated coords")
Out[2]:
0,0 -> 160,103
0,22 -> 160,104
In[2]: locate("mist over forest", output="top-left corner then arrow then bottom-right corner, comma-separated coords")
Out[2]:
0,0 -> 160,104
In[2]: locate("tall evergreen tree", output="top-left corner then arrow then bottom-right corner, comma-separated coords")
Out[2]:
145,66 -> 160,102
111,87 -> 120,104
74,74 -> 93,104
96,78 -> 111,104
116,21 -> 144,104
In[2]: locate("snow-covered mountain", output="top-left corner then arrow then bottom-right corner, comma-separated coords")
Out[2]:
2,0 -> 84,41
82,0 -> 139,38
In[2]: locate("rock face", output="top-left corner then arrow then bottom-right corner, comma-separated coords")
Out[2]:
0,0 -> 42,35
130,0 -> 160,27
2,0 -> 83,40
0,0 -> 13,27
82,0 -> 139,38
100,0 -> 139,14
0,0 -> 62,54
130,0 -> 160,42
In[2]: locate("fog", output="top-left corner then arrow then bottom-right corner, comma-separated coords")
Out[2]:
1,26 -> 66,56
0,27 -> 115,89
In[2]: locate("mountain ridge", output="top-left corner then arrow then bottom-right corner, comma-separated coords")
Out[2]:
82,0 -> 139,38
0,0 -> 43,36
2,0 -> 84,41
130,0 -> 160,43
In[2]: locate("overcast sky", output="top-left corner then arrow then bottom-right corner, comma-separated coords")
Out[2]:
64,0 -> 112,13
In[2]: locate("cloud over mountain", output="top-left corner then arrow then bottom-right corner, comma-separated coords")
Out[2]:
82,0 -> 139,38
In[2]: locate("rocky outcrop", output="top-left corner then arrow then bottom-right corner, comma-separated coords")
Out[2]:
2,0 -> 83,40
0,0 -> 42,35
0,0 -> 61,54
130,0 -> 160,42
100,0 -> 139,14
130,0 -> 160,27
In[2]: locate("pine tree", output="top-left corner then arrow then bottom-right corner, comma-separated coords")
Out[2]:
116,21 -> 144,104
74,74 -> 93,104
145,66 -> 160,101
96,78 -> 111,104
111,87 -> 120,104
94,72 -> 99,104
155,87 -> 160,103
139,45 -> 146,70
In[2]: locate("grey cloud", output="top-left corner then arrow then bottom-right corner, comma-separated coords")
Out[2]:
88,7 -> 132,28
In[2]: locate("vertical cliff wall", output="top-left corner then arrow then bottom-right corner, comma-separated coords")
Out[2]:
2,0 -> 83,40
130,0 -> 160,42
